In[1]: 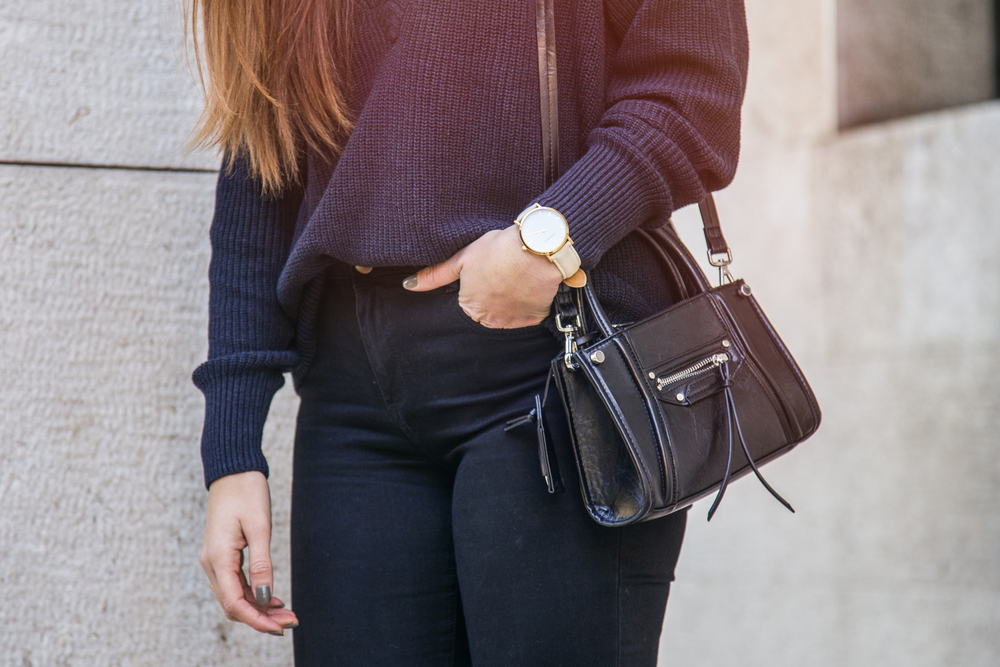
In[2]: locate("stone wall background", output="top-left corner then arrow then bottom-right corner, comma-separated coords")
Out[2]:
662,1 -> 1000,664
1,1 -> 997,665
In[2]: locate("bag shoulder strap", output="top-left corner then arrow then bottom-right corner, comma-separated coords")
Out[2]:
535,0 -> 559,190
698,195 -> 730,259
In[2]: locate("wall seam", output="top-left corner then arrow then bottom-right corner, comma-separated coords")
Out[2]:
0,160 -> 216,174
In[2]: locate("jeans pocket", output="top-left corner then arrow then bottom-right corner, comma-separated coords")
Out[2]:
447,289 -> 551,339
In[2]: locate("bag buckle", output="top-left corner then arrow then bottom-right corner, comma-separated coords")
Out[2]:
555,314 -> 580,371
707,248 -> 735,285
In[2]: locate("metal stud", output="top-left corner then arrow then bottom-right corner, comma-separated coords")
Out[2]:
590,350 -> 606,364
648,372 -> 656,380
722,339 -> 730,348
676,393 -> 685,402
739,284 -> 752,297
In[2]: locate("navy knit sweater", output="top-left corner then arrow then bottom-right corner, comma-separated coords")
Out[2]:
192,0 -> 749,488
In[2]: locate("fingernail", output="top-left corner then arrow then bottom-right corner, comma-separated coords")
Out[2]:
402,275 -> 418,290
282,621 -> 299,629
267,630 -> 284,637
255,585 -> 272,605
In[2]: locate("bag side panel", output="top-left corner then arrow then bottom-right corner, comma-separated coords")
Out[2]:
553,360 -> 649,526
576,341 -> 668,510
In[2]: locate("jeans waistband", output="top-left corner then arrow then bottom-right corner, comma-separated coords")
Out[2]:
327,263 -> 423,284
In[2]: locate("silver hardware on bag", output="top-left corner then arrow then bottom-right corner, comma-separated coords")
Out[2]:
555,314 -> 580,371
590,350 -> 605,364
655,353 -> 730,392
707,248 -> 735,285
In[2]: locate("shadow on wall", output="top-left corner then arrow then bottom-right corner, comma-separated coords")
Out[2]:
838,0 -> 998,127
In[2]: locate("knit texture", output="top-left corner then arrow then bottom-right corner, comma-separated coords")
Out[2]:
193,0 -> 749,488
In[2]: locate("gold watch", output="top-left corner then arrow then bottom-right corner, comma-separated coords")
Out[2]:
514,203 -> 587,287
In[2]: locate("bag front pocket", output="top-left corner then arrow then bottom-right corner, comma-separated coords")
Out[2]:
647,338 -> 744,407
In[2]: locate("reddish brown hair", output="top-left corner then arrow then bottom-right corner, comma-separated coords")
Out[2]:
188,0 -> 355,193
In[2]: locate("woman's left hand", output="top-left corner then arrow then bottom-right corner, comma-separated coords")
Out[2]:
404,225 -> 564,328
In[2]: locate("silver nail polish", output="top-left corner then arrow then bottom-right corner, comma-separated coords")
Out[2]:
267,630 -> 284,637
402,275 -> 418,290
255,585 -> 272,605
283,622 -> 299,630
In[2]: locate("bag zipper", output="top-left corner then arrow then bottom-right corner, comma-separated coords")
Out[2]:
655,353 -> 729,391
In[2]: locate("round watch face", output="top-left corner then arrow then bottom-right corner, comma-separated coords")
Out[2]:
519,207 -> 569,254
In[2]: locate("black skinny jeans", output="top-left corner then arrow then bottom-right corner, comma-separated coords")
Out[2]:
290,265 -> 687,666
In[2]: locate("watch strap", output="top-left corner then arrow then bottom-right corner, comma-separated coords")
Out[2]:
549,242 -> 583,283
563,268 -> 587,288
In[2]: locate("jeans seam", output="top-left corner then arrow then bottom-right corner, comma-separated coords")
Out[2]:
616,529 -> 623,667
353,281 -> 421,443
446,578 -> 458,667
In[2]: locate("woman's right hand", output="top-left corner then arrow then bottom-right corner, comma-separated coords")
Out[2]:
200,471 -> 299,635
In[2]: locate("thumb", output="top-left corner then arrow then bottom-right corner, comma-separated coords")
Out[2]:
243,515 -> 274,606
404,252 -> 463,292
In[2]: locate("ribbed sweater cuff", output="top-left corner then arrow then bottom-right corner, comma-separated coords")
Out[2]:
536,140 -> 673,269
193,367 -> 286,489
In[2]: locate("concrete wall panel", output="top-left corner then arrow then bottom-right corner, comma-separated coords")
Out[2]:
818,107 -> 1000,357
741,0 -> 838,154
0,165 -> 296,666
0,2 -> 216,169
659,102 -> 1000,667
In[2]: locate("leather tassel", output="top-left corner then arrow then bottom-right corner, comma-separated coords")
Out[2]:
505,393 -> 564,494
729,387 -> 794,514
708,380 -> 794,520
534,394 -> 564,494
706,386 -> 735,521
504,411 -> 536,431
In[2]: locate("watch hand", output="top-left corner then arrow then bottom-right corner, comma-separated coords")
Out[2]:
527,230 -> 548,237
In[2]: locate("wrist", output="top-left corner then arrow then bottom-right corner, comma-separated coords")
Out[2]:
208,470 -> 268,495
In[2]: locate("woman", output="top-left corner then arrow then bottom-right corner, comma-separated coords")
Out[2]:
192,0 -> 748,664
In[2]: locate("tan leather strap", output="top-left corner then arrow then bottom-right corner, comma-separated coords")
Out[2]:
535,0 -> 559,189
549,242 -> 581,281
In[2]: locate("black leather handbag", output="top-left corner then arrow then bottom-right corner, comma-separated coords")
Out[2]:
548,210 -> 822,525
518,0 -> 822,526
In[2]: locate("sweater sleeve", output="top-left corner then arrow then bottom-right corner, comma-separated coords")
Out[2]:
536,0 -> 748,268
192,155 -> 303,489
